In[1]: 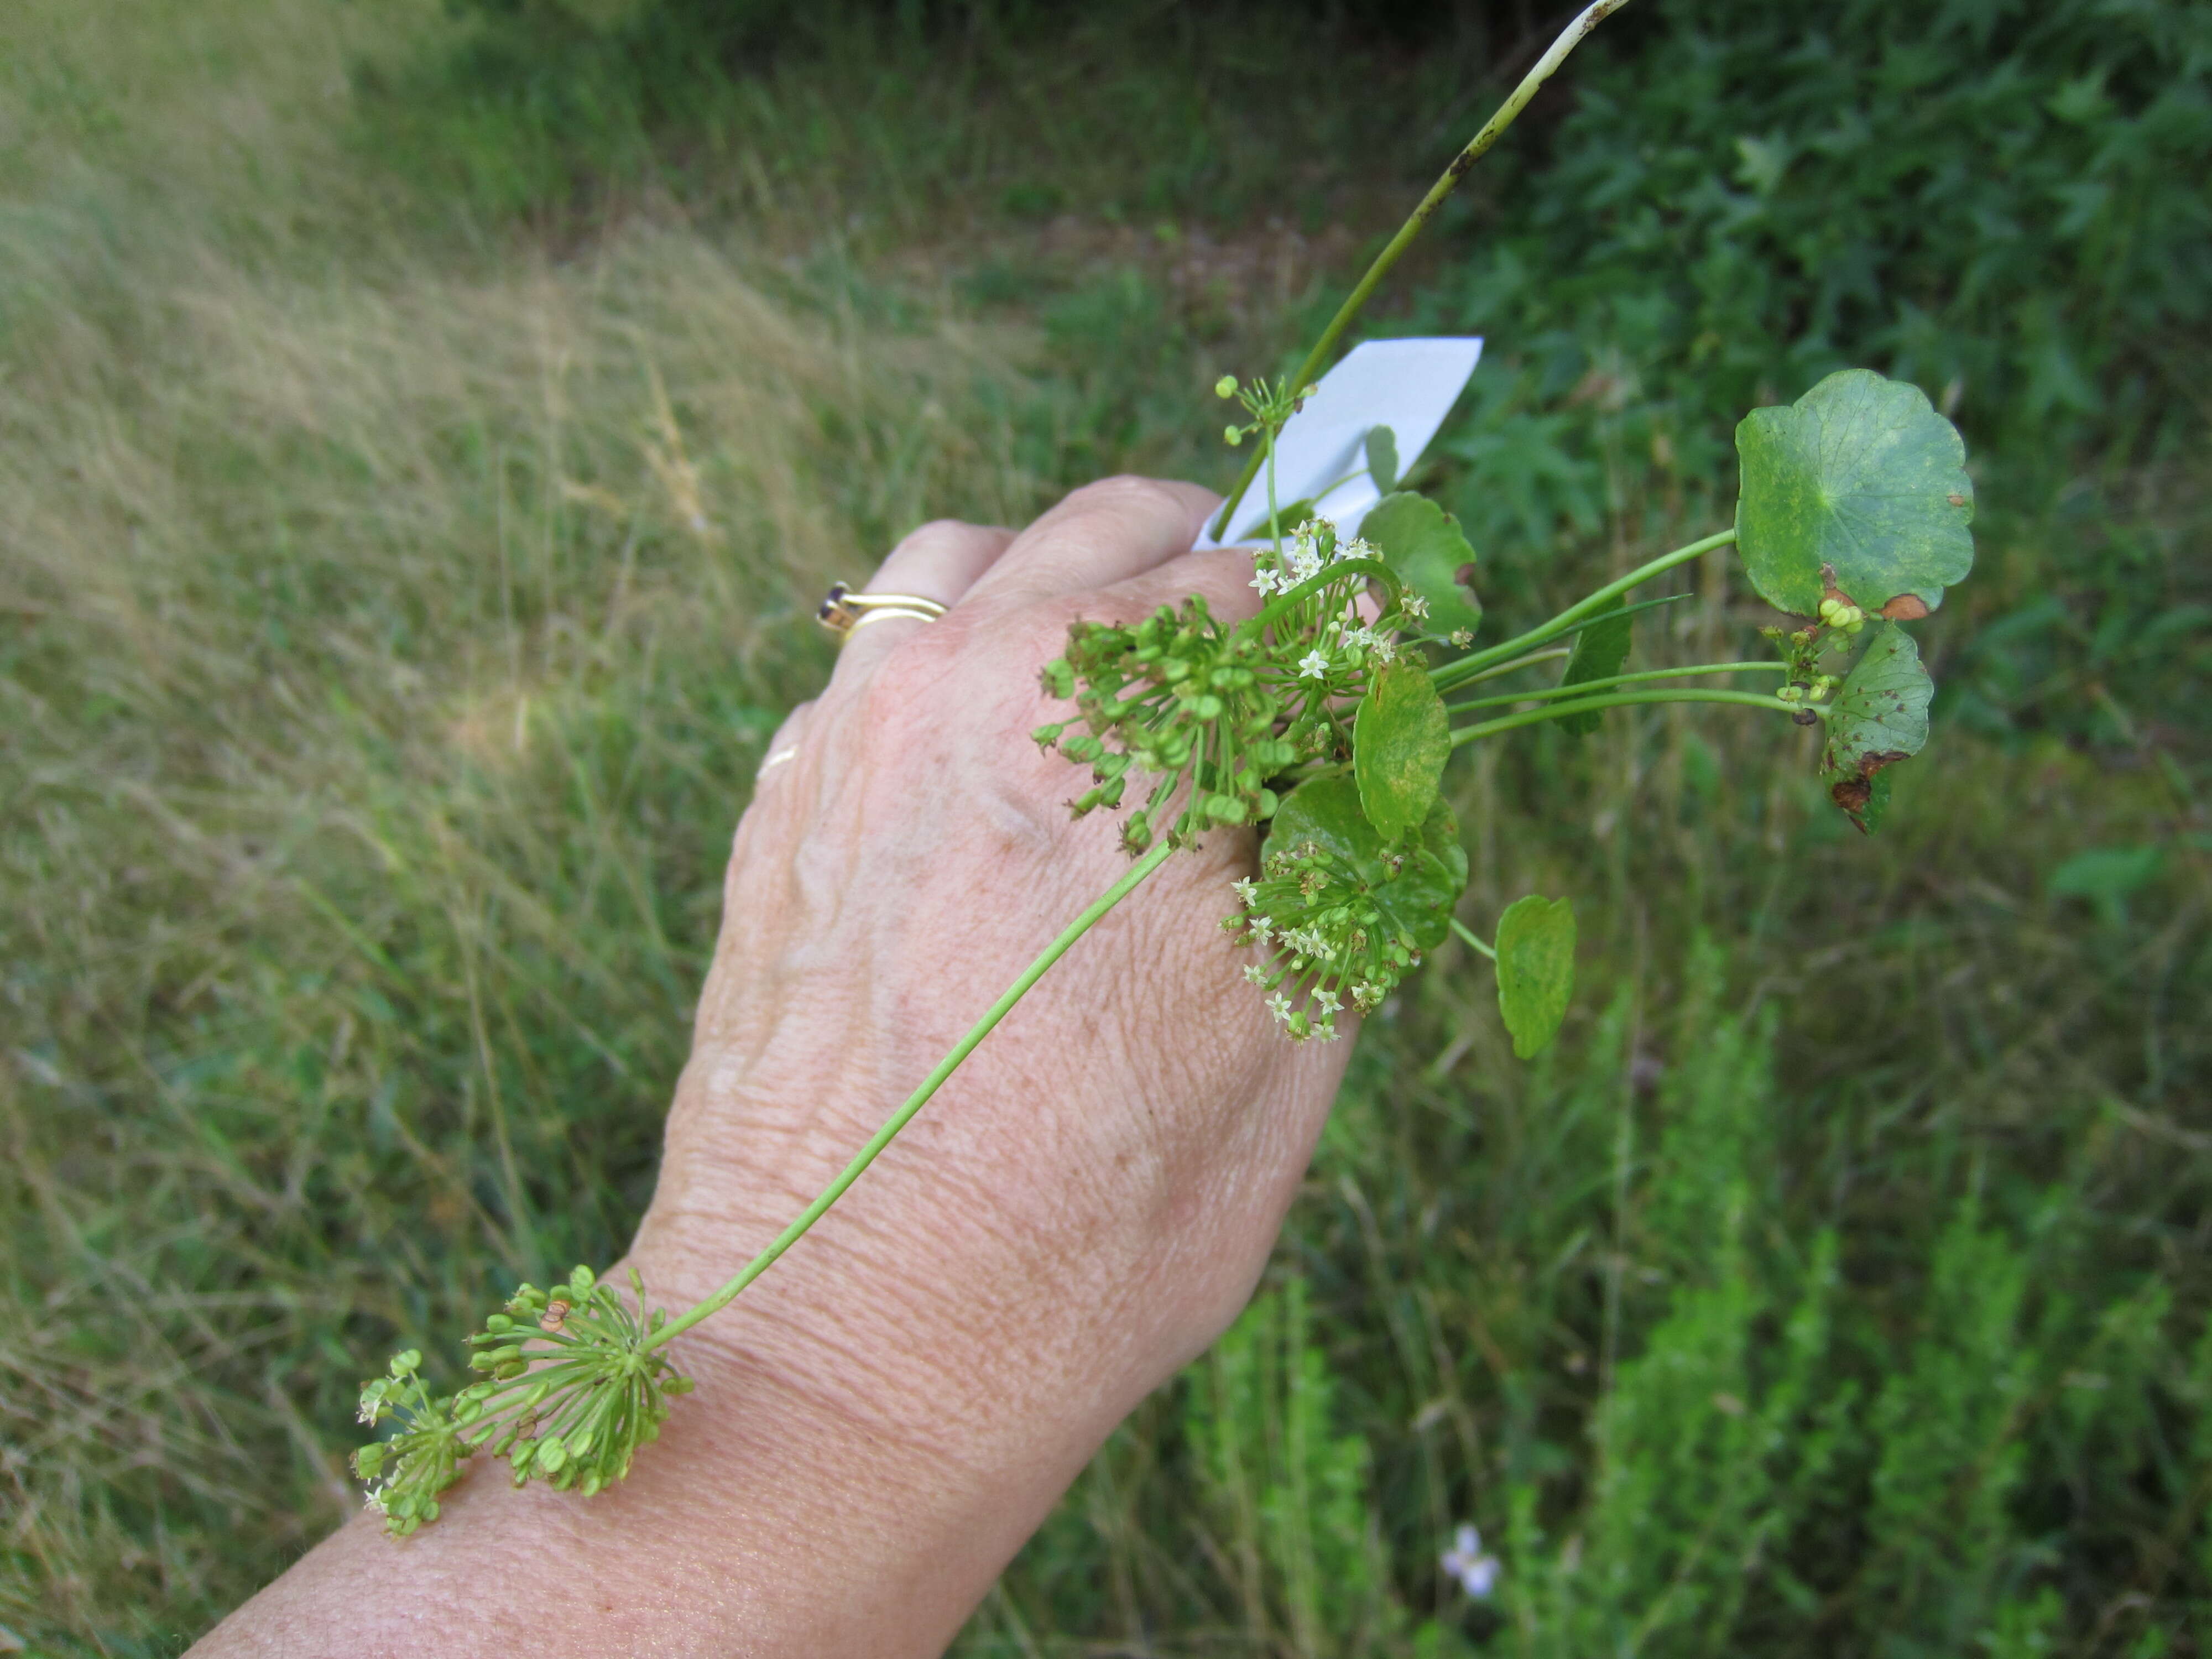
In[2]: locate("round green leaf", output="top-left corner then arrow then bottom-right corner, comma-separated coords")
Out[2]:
1358,491 -> 1483,637
1495,894 -> 1575,1060
1735,369 -> 1975,618
1354,659 -> 1450,844
1819,620 -> 1932,831
1264,775 -> 1466,952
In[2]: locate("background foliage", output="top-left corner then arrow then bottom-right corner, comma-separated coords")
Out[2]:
3,0 -> 2207,1652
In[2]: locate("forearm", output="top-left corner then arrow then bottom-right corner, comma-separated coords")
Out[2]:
190,1323 -> 1081,1657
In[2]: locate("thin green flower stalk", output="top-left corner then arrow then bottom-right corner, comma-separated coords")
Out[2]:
1209,0 -> 1635,541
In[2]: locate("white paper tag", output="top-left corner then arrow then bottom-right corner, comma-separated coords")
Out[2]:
1194,336 -> 1483,549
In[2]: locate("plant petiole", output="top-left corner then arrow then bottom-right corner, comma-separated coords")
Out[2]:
1448,917 -> 1498,961
1443,646 -> 1572,686
644,836 -> 1177,1352
1448,686 -> 1809,749
1432,529 -> 1737,693
1444,661 -> 1782,716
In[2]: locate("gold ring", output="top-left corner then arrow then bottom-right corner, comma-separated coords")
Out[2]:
816,581 -> 949,640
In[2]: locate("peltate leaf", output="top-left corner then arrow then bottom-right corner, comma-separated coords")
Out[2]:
1556,596 -> 1634,738
1819,621 -> 1932,832
1354,659 -> 1450,843
1359,491 -> 1482,638
1735,369 -> 1975,619
1264,775 -> 1466,952
1364,424 -> 1400,495
1495,895 -> 1575,1059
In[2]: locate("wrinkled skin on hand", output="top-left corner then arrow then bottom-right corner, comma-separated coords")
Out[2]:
637,474 -> 1349,1474
192,477 -> 1350,1659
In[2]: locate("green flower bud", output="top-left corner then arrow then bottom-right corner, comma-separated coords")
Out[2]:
568,1265 -> 596,1293
1224,425 -> 1244,446
353,1443 -> 387,1479
1214,374 -> 1238,399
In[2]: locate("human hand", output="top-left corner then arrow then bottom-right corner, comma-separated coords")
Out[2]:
628,474 -> 1353,1642
192,477 -> 1350,1657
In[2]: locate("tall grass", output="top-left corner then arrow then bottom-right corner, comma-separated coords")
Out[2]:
4,1 -> 2208,1653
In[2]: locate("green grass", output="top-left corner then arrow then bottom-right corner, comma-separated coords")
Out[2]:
3,1 -> 2209,1652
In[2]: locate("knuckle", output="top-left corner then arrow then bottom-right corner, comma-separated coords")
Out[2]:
1066,474 -> 1184,520
892,517 -> 982,557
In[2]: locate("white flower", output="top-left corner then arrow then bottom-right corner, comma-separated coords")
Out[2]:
1441,1525 -> 1501,1599
1333,534 -> 1376,564
1250,565 -> 1281,596
1313,988 -> 1342,1014
1401,592 -> 1430,622
1232,877 -> 1259,905
1265,992 -> 1293,1025
1243,963 -> 1271,985
1298,650 -> 1330,679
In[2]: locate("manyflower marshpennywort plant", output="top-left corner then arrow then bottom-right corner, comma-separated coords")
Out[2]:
352,0 -> 1978,1531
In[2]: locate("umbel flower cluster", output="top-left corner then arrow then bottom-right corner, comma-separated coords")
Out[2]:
352,1265 -> 692,1536
1031,517 -> 1417,853
1223,775 -> 1466,1041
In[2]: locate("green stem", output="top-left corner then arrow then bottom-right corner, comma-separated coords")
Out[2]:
1449,687 -> 1807,749
1208,0 -> 1634,542
1449,917 -> 1498,961
1444,646 -> 1571,687
1432,529 -> 1736,693
645,838 -> 1177,1352
1446,661 -> 1779,715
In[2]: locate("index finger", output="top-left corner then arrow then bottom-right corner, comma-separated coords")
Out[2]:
962,476 -> 1218,605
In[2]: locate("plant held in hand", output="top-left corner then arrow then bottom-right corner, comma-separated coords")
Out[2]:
350,0 -> 1977,1532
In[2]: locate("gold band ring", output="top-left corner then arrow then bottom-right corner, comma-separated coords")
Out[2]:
816,581 -> 949,640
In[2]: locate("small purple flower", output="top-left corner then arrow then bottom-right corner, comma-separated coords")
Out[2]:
1441,1524 -> 1500,1599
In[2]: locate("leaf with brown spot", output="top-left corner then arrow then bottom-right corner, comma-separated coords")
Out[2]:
1819,623 -> 1931,832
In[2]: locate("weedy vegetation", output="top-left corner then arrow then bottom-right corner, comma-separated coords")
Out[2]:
2,1 -> 2208,1653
